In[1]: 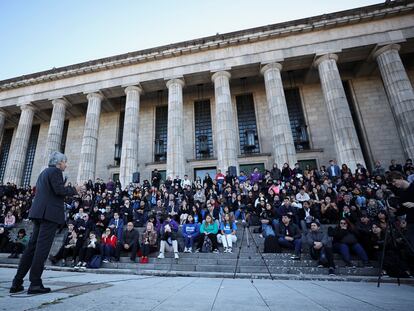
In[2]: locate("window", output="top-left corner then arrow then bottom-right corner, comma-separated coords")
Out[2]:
0,128 -> 14,183
239,163 -> 265,176
298,159 -> 317,171
60,120 -> 69,153
194,100 -> 213,159
194,167 -> 216,182
154,106 -> 168,162
285,88 -> 310,150
22,125 -> 40,187
112,173 -> 119,182
236,94 -> 260,154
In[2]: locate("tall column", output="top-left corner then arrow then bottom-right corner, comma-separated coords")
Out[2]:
212,71 -> 239,173
261,63 -> 297,166
119,85 -> 142,187
0,110 -> 6,148
374,44 -> 414,158
3,104 -> 36,185
77,92 -> 103,184
315,54 -> 365,171
166,78 -> 185,179
43,98 -> 70,168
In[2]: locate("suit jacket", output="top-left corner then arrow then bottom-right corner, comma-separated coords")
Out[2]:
121,228 -> 139,247
108,218 -> 124,239
327,165 -> 341,179
29,166 -> 77,225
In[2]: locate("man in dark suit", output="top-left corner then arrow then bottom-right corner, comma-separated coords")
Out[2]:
327,160 -> 341,181
10,151 -> 80,294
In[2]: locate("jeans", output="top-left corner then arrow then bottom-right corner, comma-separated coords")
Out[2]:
235,210 -> 246,221
101,244 -> 115,260
277,237 -> 302,255
309,246 -> 335,268
184,235 -> 199,248
333,242 -> 368,264
261,224 -> 275,237
217,234 -> 237,248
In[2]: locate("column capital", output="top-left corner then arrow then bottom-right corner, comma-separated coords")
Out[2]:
52,98 -> 71,108
314,53 -> 338,67
19,103 -> 37,112
211,71 -> 231,83
166,78 -> 185,89
373,44 -> 401,59
260,63 -> 283,75
124,85 -> 143,95
86,92 -> 104,101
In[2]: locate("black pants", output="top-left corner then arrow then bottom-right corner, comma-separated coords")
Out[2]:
13,219 -> 58,287
10,242 -> 25,254
310,246 -> 335,268
78,247 -> 99,263
54,245 -> 77,260
115,242 -> 139,260
197,233 -> 217,251
141,244 -> 157,257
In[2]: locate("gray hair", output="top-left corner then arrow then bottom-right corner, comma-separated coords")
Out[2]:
48,151 -> 67,166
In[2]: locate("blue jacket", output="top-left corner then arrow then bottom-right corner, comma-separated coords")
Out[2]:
108,218 -> 124,239
182,223 -> 200,238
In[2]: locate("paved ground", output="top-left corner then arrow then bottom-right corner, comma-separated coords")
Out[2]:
0,268 -> 413,311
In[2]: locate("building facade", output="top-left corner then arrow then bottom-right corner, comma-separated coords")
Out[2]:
0,1 -> 413,187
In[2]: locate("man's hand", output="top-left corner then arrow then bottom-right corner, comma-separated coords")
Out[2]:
403,202 -> 414,209
313,241 -> 322,249
285,236 -> 294,241
124,244 -> 129,249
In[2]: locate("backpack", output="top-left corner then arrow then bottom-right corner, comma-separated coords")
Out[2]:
201,235 -> 213,253
264,235 -> 281,253
87,255 -> 102,269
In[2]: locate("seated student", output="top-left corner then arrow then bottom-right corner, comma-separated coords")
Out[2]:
140,222 -> 158,264
260,202 -> 276,238
197,214 -> 219,253
161,214 -> 179,233
217,213 -> 237,253
330,218 -> 371,267
49,222 -> 78,266
233,194 -> 247,223
115,222 -> 139,262
275,214 -> 302,260
101,227 -> 117,263
219,205 -> 235,223
108,212 -> 124,240
8,228 -> 29,258
306,220 -> 336,275
74,231 -> 100,271
157,224 -> 179,259
298,201 -> 318,233
0,225 -> 10,253
4,211 -> 16,229
182,215 -> 200,253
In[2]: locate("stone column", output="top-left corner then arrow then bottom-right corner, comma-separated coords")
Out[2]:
261,63 -> 297,167
42,98 -> 70,168
77,92 -> 103,184
0,110 -> 6,148
374,44 -> 414,158
315,54 -> 365,171
119,85 -> 142,187
166,78 -> 185,179
212,71 -> 238,172
3,104 -> 36,185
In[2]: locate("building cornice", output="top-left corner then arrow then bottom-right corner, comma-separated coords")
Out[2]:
0,0 -> 413,91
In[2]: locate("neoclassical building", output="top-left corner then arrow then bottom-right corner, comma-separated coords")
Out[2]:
0,1 -> 413,187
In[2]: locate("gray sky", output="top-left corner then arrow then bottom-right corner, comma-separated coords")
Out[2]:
0,0 -> 380,81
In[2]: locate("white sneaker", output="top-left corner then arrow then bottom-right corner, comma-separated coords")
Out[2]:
174,252 -> 179,259
157,252 -> 165,259
188,248 -> 192,253
224,247 -> 228,253
102,259 -> 109,263
242,219 -> 246,224
228,248 -> 233,253
184,247 -> 188,253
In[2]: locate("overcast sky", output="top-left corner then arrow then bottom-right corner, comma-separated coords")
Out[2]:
0,0 -> 380,81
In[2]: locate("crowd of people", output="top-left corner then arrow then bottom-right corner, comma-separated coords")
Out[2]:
1,158 -> 413,277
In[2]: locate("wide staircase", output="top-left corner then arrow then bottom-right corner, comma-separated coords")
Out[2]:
0,221 -> 389,282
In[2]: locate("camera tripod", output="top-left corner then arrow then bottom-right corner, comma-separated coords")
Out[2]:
233,220 -> 274,280
377,198 -> 414,287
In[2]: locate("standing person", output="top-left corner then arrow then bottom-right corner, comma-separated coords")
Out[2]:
9,151 -> 80,294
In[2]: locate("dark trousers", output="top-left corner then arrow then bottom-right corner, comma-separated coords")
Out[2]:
78,246 -> 99,263
101,244 -> 115,260
278,237 -> 302,255
309,246 -> 335,268
10,242 -> 25,254
54,245 -> 77,261
333,242 -> 368,264
115,242 -> 138,260
197,233 -> 218,251
141,244 -> 157,257
13,219 -> 58,287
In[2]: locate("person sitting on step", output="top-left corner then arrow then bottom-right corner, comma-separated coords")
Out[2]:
8,228 -> 29,259
115,222 -> 139,262
157,223 -> 179,259
49,221 -> 78,266
74,231 -> 100,271
101,227 -> 117,263
217,213 -> 237,253
197,214 -> 219,253
306,220 -> 336,275
182,214 -> 200,253
140,222 -> 158,264
274,214 -> 302,260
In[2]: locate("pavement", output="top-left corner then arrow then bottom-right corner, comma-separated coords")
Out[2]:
0,267 -> 413,311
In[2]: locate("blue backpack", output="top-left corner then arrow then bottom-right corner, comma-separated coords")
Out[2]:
87,255 -> 102,269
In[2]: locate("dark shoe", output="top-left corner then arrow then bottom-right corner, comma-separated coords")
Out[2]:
328,267 -> 336,276
49,255 -> 57,265
290,255 -> 301,260
130,258 -> 136,263
9,284 -> 24,293
8,253 -> 15,259
363,261 -> 374,268
27,285 -> 51,295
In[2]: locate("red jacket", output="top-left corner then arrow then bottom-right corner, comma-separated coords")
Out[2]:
102,234 -> 117,248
